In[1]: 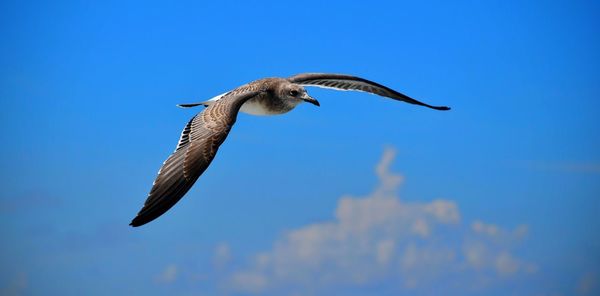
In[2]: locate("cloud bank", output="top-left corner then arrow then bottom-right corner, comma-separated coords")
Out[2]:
225,148 -> 536,295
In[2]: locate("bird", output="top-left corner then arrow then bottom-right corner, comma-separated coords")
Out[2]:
130,73 -> 450,227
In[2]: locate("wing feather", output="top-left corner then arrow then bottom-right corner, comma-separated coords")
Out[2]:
130,90 -> 262,227
288,73 -> 450,110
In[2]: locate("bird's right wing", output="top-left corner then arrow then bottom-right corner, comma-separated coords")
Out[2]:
288,73 -> 450,110
130,90 -> 262,227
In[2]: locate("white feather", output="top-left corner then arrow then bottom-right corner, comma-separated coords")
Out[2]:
202,92 -> 229,106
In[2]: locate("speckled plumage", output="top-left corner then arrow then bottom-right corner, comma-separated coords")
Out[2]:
130,73 -> 450,227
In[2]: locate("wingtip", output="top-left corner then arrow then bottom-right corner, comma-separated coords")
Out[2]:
129,217 -> 143,227
436,106 -> 451,111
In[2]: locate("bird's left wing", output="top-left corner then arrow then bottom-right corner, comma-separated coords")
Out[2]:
288,73 -> 450,110
130,90 -> 262,227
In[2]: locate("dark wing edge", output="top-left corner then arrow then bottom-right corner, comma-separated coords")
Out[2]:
288,73 -> 450,111
177,103 -> 208,108
130,90 -> 262,227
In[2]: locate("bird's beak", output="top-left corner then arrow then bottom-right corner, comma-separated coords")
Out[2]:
302,94 -> 320,107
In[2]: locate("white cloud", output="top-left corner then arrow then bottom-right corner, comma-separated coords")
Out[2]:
224,147 -> 536,295
376,239 -> 395,265
374,147 -> 404,196
462,242 -> 537,276
472,220 -> 499,237
213,242 -> 232,270
495,251 -> 520,275
230,272 -> 268,293
471,220 -> 529,242
463,242 -> 487,269
155,264 -> 178,284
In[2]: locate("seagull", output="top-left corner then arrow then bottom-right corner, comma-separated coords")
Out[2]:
130,73 -> 450,227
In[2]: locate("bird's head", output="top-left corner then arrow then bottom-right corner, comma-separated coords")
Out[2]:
280,83 -> 320,107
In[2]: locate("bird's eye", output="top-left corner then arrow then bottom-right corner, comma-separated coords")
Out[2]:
289,90 -> 299,96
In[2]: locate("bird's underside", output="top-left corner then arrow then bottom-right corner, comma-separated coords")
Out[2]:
130,73 -> 450,227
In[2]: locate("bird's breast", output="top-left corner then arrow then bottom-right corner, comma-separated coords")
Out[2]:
239,95 -> 295,116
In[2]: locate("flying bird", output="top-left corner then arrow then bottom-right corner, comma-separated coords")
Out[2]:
130,73 -> 450,227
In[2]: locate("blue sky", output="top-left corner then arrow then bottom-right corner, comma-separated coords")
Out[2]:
1,0 -> 599,295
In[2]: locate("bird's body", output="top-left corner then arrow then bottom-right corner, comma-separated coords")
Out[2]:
191,77 -> 308,115
237,78 -> 303,115
130,73 -> 450,227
